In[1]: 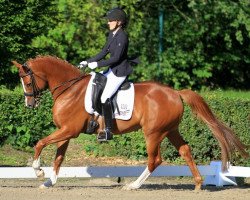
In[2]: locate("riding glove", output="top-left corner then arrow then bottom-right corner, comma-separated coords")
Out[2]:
88,62 -> 98,70
79,61 -> 88,68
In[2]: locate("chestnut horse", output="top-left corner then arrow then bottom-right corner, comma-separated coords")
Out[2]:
13,56 -> 248,190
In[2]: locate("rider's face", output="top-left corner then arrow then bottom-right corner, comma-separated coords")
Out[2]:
108,20 -> 120,31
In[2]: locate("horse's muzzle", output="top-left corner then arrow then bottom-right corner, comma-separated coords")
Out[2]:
26,97 -> 39,108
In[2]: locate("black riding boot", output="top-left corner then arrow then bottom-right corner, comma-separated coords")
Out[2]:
97,99 -> 113,141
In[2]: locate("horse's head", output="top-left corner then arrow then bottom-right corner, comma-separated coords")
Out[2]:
12,60 -> 47,108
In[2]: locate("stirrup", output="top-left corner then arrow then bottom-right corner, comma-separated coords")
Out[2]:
97,129 -> 113,142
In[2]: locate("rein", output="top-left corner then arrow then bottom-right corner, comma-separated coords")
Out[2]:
21,62 -> 85,104
51,74 -> 85,101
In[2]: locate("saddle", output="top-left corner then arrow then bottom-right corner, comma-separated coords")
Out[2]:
91,72 -> 130,115
86,72 -> 131,134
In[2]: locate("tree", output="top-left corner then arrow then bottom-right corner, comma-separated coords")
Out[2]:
0,0 -> 57,86
134,0 -> 250,89
0,0 -> 249,89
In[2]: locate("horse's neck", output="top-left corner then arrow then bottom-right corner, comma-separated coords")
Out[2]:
40,61 -> 91,103
41,61 -> 81,91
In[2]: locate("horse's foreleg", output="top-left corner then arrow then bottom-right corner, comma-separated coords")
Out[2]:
32,128 -> 78,180
123,134 -> 162,190
32,156 -> 44,179
40,140 -> 70,189
167,130 -> 202,190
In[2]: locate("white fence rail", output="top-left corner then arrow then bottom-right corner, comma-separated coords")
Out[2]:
1,161 -> 249,186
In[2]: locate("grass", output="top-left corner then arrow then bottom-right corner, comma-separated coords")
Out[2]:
201,89 -> 250,99
0,134 -> 88,167
0,134 -> 147,167
0,144 -> 32,166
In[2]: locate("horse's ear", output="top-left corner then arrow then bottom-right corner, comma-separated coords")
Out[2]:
12,61 -> 22,69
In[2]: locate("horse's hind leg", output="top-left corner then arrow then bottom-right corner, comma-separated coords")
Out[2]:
39,140 -> 70,189
167,130 -> 202,190
123,133 -> 163,190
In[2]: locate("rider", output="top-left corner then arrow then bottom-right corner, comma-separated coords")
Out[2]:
79,7 -> 132,141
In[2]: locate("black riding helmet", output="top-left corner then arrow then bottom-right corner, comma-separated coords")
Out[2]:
106,7 -> 127,26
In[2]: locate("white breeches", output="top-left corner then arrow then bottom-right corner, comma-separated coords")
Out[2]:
101,68 -> 126,103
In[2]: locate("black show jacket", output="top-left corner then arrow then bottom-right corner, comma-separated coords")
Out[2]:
87,28 -> 132,77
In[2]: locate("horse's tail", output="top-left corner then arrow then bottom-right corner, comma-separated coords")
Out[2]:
178,89 -> 249,170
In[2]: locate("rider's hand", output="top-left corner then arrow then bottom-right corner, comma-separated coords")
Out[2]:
88,62 -> 98,70
79,61 -> 88,68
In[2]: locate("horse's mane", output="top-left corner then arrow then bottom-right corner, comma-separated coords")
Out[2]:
28,55 -> 80,73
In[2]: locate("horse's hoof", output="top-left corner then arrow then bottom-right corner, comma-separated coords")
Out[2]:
194,185 -> 202,191
36,169 -> 45,179
39,179 -> 54,189
122,183 -> 139,191
39,184 -> 49,189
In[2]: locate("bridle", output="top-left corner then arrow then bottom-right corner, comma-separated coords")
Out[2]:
20,63 -> 42,106
20,62 -> 85,107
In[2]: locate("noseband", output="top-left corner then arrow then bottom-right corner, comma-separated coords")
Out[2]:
20,63 -> 42,104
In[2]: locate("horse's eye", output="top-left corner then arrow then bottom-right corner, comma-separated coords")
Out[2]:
27,83 -> 32,87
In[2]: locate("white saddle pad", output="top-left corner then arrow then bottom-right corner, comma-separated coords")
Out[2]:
84,72 -> 135,120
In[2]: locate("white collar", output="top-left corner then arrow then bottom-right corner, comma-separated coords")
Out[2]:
112,27 -> 121,36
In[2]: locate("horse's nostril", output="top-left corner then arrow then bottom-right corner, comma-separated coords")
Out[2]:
27,104 -> 34,109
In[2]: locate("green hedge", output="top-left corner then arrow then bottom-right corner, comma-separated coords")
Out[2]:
0,87 -> 249,166
0,87 -> 55,150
